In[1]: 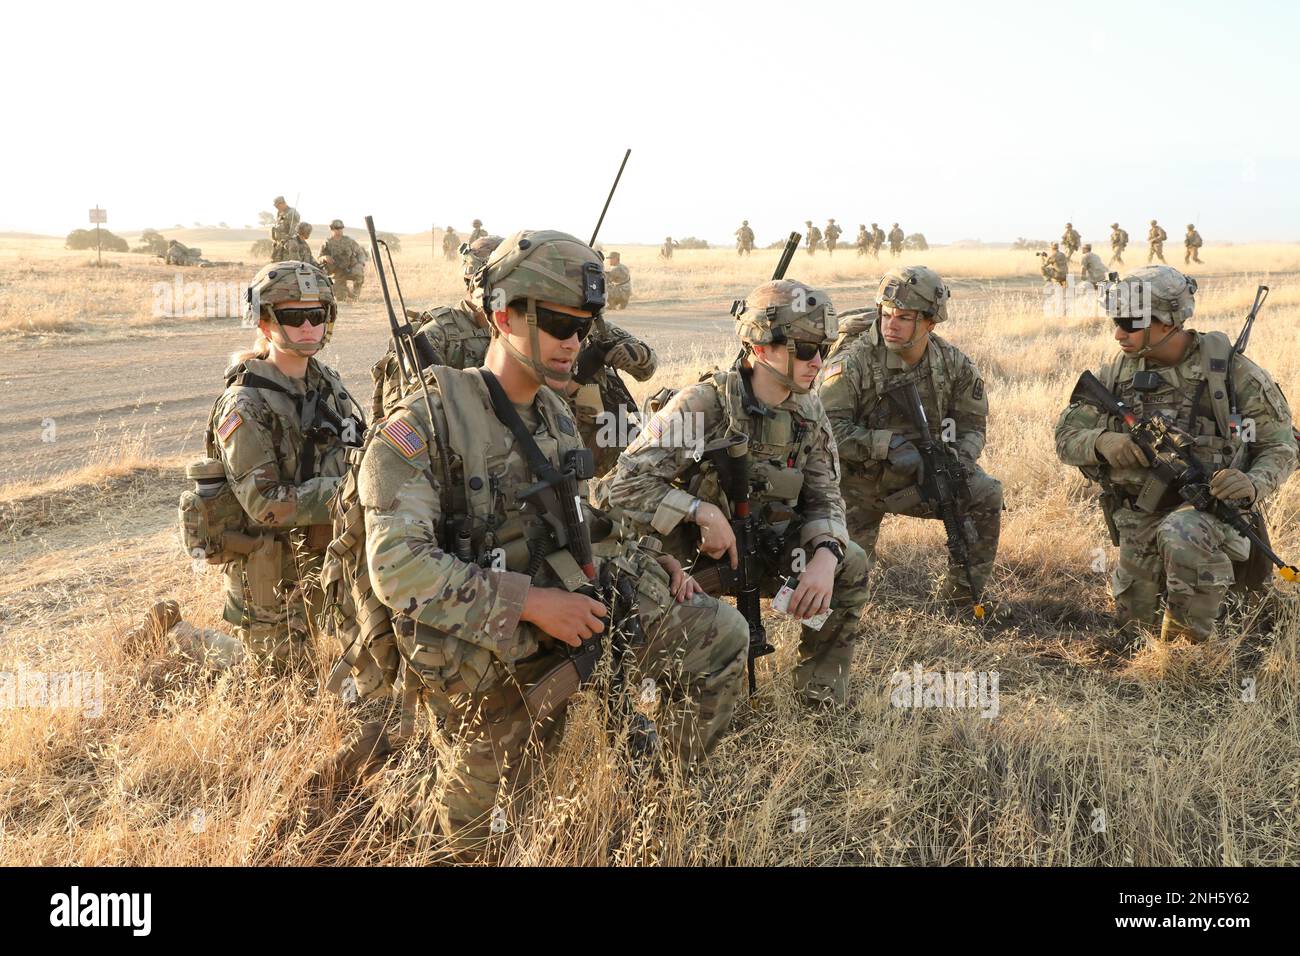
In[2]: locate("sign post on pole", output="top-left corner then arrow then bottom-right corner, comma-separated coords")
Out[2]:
89,207 -> 108,267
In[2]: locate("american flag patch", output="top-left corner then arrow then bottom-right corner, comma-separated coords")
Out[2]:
379,418 -> 427,460
820,361 -> 844,386
216,410 -> 243,441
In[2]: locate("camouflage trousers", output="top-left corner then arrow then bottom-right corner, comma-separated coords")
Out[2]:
222,536 -> 324,667
1184,247 -> 1202,264
841,465 -> 1003,600
890,245 -> 903,258
329,270 -> 364,300
737,244 -> 752,256
690,519 -> 871,706
1148,242 -> 1166,263
405,562 -> 748,858
1111,504 -> 1249,640
607,283 -> 631,310
1109,248 -> 1125,266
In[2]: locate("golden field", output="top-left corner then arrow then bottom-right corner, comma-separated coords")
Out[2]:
2,235 -> 1300,865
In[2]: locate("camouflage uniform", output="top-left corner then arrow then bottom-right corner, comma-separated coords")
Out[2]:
856,226 -> 869,256
605,255 -> 632,309
270,198 -> 300,260
165,239 -> 209,267
1109,223 -> 1128,266
1061,223 -> 1081,260
661,236 -> 678,259
735,221 -> 755,255
818,267 -> 1002,602
1147,220 -> 1167,263
568,320 -> 656,477
467,220 -> 487,243
210,263 -> 364,663
824,220 -> 842,255
887,225 -> 905,258
804,222 -> 822,255
1041,244 -> 1069,286
359,231 -> 746,855
601,281 -> 870,706
871,224 -> 885,259
282,223 -> 316,266
1184,225 -> 1203,264
442,227 -> 459,261
1054,266 -> 1296,640
319,221 -> 366,300
1079,246 -> 1107,284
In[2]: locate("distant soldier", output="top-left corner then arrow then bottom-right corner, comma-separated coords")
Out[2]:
441,226 -> 459,261
824,219 -> 842,255
804,220 -> 822,255
164,239 -> 210,267
319,219 -> 366,301
855,224 -> 869,256
468,219 -> 487,243
735,219 -> 755,256
887,223 -> 905,258
1040,242 -> 1068,286
1079,243 -> 1107,285
1061,222 -> 1081,260
605,251 -> 632,309
660,236 -> 678,260
871,223 -> 886,259
1109,222 -> 1129,266
270,196 -> 300,261
281,222 -> 316,266
1147,219 -> 1168,263
564,318 -> 657,476
1184,224 -> 1203,264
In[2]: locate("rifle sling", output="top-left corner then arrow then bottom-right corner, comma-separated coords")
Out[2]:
478,369 -> 563,487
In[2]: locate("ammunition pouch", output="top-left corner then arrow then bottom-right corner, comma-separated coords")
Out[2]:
245,535 -> 284,606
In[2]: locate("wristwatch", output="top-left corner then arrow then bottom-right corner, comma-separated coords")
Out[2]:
813,540 -> 845,565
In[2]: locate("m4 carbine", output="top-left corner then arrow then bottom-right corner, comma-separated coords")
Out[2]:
888,381 -> 987,618
1070,370 -> 1298,581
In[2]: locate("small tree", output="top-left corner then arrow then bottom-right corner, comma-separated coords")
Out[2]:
66,228 -> 128,252
258,211 -> 275,227
904,233 -> 929,251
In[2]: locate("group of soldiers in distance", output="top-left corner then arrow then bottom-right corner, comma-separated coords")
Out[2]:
1039,219 -> 1206,287
734,220 -> 910,258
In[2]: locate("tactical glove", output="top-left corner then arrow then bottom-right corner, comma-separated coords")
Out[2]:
1095,432 -> 1150,469
574,339 -> 610,384
1209,468 -> 1256,504
886,434 -> 923,479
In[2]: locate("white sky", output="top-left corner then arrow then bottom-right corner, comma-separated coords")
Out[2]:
4,0 -> 1298,244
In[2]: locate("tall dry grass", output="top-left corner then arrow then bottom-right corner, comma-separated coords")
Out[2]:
2,251 -> 1299,865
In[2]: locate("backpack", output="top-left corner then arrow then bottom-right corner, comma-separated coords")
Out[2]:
825,307 -> 878,361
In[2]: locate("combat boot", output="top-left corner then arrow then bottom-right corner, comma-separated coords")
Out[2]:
1160,610 -> 1206,645
121,599 -> 181,655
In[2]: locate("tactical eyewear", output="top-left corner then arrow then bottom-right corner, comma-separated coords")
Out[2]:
275,307 -> 329,328
1110,314 -> 1152,333
791,340 -> 831,361
534,304 -> 594,342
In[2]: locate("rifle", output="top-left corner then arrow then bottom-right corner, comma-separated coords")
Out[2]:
589,148 -> 630,247
888,381 -> 987,618
365,216 -> 437,387
1070,370 -> 1298,581
1227,285 -> 1269,439
695,433 -> 779,695
772,231 -> 801,280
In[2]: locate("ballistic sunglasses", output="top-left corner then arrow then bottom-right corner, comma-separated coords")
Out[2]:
1110,314 -> 1152,334
275,307 -> 329,328
791,340 -> 831,361
533,303 -> 594,342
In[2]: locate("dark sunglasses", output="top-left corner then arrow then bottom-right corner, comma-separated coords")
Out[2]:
1110,315 -> 1151,334
791,340 -> 831,361
534,304 -> 594,342
275,307 -> 329,328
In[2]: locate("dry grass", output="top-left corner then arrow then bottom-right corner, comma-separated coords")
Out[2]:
2,246 -> 1299,866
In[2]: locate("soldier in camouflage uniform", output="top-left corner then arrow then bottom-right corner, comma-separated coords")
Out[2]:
1109,222 -> 1128,266
856,225 -> 869,257
270,196 -> 300,261
660,236 -> 678,260
604,251 -> 631,309
601,280 -> 870,707
164,239 -> 212,267
210,261 -> 365,664
1061,222 -> 1081,260
1040,242 -> 1069,286
1184,224 -> 1203,264
804,220 -> 822,255
468,219 -> 487,243
871,223 -> 885,259
319,219 -> 366,300
818,266 -> 1002,607
887,223 -> 905,258
359,230 -> 747,856
442,226 -> 459,261
282,222 -> 316,266
824,219 -> 842,255
735,220 -> 755,255
562,317 -> 656,478
1054,266 -> 1296,643
370,235 -> 502,419
1079,243 -> 1107,285
1147,219 -> 1167,263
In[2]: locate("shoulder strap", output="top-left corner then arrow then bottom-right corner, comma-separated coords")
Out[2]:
479,370 -> 561,484
1198,331 -> 1236,438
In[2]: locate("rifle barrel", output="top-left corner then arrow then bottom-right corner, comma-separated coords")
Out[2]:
589,148 -> 631,247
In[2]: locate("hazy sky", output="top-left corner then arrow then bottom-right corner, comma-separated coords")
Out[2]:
5,0 -> 1298,244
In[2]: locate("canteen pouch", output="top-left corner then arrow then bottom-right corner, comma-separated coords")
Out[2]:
179,457 -> 248,564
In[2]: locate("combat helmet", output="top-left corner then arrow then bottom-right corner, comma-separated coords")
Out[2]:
330,219 -> 344,230
246,260 -> 337,354
732,279 -> 837,394
1100,265 -> 1196,330
875,265 -> 950,323
472,219 -> 483,227
459,234 -> 504,287
298,222 -> 312,237
475,229 -> 605,383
